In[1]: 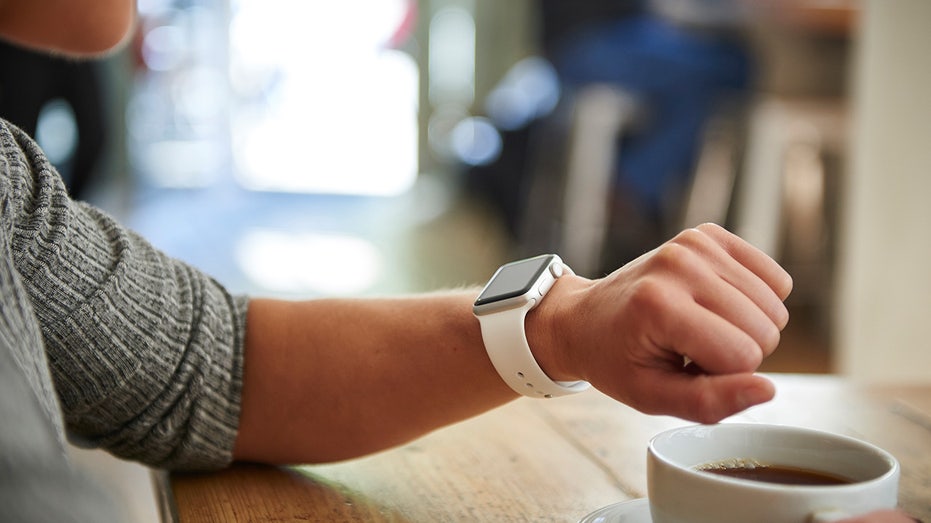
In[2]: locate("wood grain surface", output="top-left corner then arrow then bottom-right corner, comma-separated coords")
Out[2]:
163,374 -> 931,522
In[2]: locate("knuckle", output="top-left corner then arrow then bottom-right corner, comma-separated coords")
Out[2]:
671,227 -> 702,247
694,222 -> 724,235
651,242 -> 696,273
761,323 -> 782,356
732,335 -> 764,370
776,271 -> 794,301
694,222 -> 733,244
773,302 -> 791,330
628,277 -> 672,313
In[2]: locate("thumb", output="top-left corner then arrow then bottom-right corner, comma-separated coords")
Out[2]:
635,372 -> 775,424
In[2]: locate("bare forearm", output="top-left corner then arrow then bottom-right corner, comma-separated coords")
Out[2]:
232,291 -> 516,464
232,224 -> 793,465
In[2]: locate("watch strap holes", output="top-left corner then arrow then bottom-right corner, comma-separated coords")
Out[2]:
516,371 -> 536,390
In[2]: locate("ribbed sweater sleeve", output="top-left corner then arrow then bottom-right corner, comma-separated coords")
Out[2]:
1,120 -> 246,470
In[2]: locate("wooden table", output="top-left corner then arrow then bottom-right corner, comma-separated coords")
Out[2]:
158,374 -> 931,522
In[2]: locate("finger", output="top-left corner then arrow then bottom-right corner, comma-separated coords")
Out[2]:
659,244 -> 783,357
693,275 -> 782,358
679,224 -> 791,330
695,223 -> 794,301
631,371 -> 775,424
648,276 -> 765,374
656,288 -> 765,374
708,304 -> 780,360
682,225 -> 790,327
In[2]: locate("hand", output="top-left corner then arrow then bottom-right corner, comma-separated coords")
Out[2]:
836,510 -> 922,523
533,223 -> 793,423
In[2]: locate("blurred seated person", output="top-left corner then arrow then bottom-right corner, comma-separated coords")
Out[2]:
0,39 -> 108,200
469,0 -> 754,270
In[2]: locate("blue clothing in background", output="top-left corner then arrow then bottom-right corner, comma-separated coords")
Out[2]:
551,13 -> 752,214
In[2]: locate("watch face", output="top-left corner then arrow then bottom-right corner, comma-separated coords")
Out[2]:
475,255 -> 554,307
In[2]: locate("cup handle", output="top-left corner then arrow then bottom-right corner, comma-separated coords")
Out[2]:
809,509 -> 850,523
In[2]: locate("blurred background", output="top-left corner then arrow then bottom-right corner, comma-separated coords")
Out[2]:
2,0 -> 929,520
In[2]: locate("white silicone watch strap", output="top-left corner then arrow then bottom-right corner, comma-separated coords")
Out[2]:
478,300 -> 590,398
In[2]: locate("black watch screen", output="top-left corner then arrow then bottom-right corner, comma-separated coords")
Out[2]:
474,255 -> 555,307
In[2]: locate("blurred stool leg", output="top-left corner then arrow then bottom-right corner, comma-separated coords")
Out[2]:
561,85 -> 640,277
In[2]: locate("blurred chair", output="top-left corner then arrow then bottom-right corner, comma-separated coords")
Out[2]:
724,2 -> 856,339
558,85 -> 643,276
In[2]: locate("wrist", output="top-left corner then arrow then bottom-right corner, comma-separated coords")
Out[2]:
526,273 -> 588,383
472,255 -> 590,398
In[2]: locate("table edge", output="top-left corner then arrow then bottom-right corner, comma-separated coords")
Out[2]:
151,469 -> 179,523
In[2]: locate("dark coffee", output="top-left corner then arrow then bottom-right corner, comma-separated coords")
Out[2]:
696,462 -> 852,486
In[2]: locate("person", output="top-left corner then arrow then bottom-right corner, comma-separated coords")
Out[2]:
0,39 -> 109,200
0,2 -> 914,523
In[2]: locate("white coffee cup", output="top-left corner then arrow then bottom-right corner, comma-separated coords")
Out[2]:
647,423 -> 900,523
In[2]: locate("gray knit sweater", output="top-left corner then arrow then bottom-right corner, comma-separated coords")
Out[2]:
0,118 -> 247,520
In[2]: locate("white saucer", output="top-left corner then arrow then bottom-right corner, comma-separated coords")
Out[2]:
578,498 -> 651,523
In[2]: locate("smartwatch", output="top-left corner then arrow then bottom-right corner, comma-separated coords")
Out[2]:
473,254 -> 590,398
